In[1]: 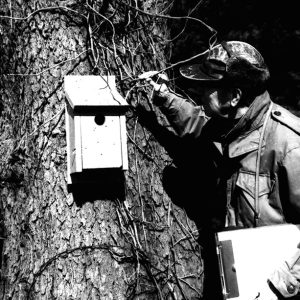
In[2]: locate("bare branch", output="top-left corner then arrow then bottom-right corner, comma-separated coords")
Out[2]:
119,1 -> 217,36
5,49 -> 90,76
0,6 -> 87,21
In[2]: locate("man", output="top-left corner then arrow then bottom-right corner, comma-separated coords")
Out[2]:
140,41 -> 300,299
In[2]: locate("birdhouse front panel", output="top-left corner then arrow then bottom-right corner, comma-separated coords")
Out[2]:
80,114 -> 123,169
64,75 -> 129,185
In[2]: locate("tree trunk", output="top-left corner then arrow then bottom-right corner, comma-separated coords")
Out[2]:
0,1 -> 203,299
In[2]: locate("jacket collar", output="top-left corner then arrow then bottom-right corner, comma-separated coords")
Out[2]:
226,91 -> 272,158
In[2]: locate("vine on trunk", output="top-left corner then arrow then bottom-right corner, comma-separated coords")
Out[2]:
0,0 -> 215,298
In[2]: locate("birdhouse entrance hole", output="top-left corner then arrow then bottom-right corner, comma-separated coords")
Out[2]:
94,113 -> 106,126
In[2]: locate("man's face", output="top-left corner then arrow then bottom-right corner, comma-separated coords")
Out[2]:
192,86 -> 233,118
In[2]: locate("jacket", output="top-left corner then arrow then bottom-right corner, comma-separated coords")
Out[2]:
158,90 -> 300,298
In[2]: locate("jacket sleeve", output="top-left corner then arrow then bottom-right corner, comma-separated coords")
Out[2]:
156,91 -> 209,138
268,146 -> 300,298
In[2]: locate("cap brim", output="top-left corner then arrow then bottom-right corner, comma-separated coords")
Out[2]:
179,64 -> 221,81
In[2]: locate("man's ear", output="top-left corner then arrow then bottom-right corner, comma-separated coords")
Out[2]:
230,88 -> 242,107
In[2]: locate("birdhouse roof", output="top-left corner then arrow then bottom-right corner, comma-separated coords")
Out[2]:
65,75 -> 129,113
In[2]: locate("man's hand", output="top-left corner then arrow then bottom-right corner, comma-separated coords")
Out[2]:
138,71 -> 170,95
253,261 -> 300,300
268,262 -> 300,298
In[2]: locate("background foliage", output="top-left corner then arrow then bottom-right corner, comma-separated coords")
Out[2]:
169,0 -> 300,115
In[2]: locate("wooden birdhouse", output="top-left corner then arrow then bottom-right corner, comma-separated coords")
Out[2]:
64,75 -> 129,185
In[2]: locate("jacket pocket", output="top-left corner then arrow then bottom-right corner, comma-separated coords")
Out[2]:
236,171 -> 272,198
235,171 -> 279,226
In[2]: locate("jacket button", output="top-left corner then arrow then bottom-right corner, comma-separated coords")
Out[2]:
274,111 -> 281,116
287,284 -> 296,294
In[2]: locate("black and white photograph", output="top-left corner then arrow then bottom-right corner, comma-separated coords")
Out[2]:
1,1 -> 300,299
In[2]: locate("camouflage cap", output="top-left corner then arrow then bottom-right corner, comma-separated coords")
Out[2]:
179,41 -> 268,85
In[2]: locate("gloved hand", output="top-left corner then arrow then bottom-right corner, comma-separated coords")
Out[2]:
268,262 -> 300,298
254,261 -> 300,300
138,71 -> 170,98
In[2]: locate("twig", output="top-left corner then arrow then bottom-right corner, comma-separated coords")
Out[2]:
0,6 -> 87,21
165,0 -> 205,43
127,133 -> 159,166
5,49 -> 90,76
26,244 -> 127,299
119,1 -> 217,35
178,277 -> 202,297
133,117 -> 148,251
11,106 -> 65,158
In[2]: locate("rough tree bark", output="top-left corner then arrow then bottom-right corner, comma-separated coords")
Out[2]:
0,1 -> 203,299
